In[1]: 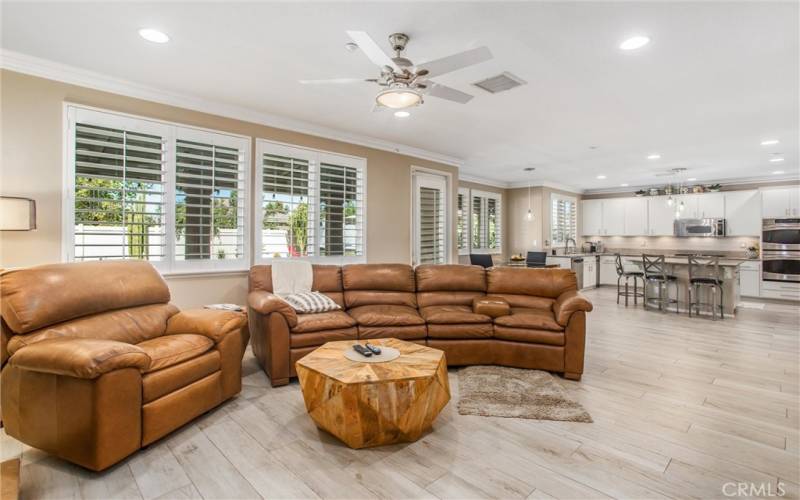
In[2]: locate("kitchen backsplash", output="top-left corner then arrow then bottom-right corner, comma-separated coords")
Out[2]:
585,236 -> 759,253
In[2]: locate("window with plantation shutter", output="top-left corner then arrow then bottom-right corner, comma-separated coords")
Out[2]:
470,190 -> 502,254
256,141 -> 366,263
412,171 -> 449,265
457,188 -> 469,254
551,193 -> 578,246
65,106 -> 250,273
174,130 -> 248,269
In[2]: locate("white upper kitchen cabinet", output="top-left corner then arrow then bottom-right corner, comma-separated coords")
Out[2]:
697,192 -> 725,218
725,190 -> 761,236
581,199 -> 603,236
762,187 -> 800,218
624,198 -> 648,235
647,196 -> 675,235
602,199 -> 626,235
674,194 -> 699,219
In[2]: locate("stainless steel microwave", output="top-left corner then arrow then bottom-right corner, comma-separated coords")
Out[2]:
674,218 -> 726,237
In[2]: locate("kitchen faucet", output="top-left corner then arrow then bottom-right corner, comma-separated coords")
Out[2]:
564,238 -> 577,255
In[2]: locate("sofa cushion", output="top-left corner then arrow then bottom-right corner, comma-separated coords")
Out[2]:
291,328 -> 358,348
415,264 -> 486,292
493,326 -> 565,346
486,267 -> 577,299
494,308 -> 564,332
291,311 -> 356,333
357,325 -> 427,340
420,305 -> 491,324
343,264 -> 417,308
347,305 -> 425,327
137,334 -> 215,372
427,323 -> 493,339
142,350 -> 220,403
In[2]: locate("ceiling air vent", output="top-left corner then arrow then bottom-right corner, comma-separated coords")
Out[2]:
472,72 -> 527,94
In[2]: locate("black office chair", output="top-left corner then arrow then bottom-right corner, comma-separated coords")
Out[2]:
525,251 -> 548,268
470,254 -> 494,269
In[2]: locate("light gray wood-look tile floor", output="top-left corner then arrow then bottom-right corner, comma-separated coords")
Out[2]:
2,287 -> 799,499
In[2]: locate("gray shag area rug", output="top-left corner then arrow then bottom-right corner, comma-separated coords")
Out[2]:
457,366 -> 593,423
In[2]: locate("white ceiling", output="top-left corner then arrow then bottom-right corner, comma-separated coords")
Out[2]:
2,2 -> 798,191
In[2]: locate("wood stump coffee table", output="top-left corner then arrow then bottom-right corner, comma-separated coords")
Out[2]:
295,338 -> 450,449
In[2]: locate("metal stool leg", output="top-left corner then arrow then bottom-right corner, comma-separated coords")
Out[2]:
719,286 -> 724,320
633,277 -> 638,305
617,276 -> 622,304
625,278 -> 630,306
688,285 -> 693,318
675,282 -> 680,314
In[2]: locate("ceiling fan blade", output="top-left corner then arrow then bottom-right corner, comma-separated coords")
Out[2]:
417,46 -> 492,78
298,78 -> 372,84
427,82 -> 474,104
346,31 -> 398,70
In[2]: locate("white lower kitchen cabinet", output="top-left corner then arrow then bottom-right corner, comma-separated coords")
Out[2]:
583,258 -> 597,289
599,256 -> 617,285
760,280 -> 800,301
738,261 -> 760,298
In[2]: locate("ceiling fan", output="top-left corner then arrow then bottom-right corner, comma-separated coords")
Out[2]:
299,31 -> 493,110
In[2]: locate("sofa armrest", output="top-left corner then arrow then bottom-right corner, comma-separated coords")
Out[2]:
165,309 -> 248,343
553,291 -> 593,326
248,291 -> 297,327
9,338 -> 150,379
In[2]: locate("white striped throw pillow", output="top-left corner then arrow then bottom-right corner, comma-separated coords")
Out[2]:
282,291 -> 341,314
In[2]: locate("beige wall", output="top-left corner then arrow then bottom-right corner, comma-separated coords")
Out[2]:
456,180 -> 509,265
506,185 -> 583,257
0,70 -> 458,308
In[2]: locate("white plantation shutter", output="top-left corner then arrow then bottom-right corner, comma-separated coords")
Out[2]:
256,141 -> 366,263
457,188 -> 469,254
66,106 -> 250,273
174,130 -> 247,267
413,172 -> 448,265
70,111 -> 169,265
260,146 -> 316,258
319,158 -> 364,257
551,193 -> 577,245
470,190 -> 502,254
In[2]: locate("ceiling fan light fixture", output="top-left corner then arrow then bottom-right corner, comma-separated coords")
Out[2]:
376,88 -> 422,109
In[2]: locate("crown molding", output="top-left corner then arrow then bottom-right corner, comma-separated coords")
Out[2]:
0,49 -> 464,168
458,173 -> 510,189
582,173 -> 800,195
506,179 -> 584,194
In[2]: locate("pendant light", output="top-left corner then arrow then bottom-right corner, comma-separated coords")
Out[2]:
523,167 -> 536,221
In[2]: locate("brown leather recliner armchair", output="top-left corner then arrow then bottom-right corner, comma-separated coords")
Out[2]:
248,263 -> 592,387
0,261 -> 249,471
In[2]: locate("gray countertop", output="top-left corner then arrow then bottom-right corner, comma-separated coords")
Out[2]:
550,252 -> 757,266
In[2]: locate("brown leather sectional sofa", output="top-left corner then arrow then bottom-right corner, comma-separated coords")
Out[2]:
248,263 -> 593,386
0,261 -> 249,471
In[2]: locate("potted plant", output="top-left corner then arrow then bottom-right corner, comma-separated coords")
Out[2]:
707,183 -> 722,192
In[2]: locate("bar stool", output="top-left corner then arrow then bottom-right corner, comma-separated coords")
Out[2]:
642,254 -> 680,313
615,254 -> 644,306
688,256 -> 724,320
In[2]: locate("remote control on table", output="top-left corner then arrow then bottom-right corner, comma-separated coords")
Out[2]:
352,344 -> 373,357
365,343 -> 381,355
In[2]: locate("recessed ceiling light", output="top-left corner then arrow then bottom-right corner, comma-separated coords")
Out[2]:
770,158 -> 785,163
687,177 -> 697,181
344,42 -> 359,52
393,111 -> 410,118
773,170 -> 785,175
138,28 -> 169,43
620,35 -> 650,51
597,175 -> 607,179
620,183 -> 629,187
761,139 -> 779,146
647,154 -> 661,160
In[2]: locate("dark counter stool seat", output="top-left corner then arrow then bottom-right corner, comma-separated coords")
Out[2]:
642,254 -> 680,314
688,256 -> 724,320
615,254 -> 644,306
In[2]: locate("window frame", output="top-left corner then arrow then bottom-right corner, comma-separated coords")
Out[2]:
550,192 -> 578,247
63,104 -> 251,275
254,139 -> 367,265
468,188 -> 503,255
